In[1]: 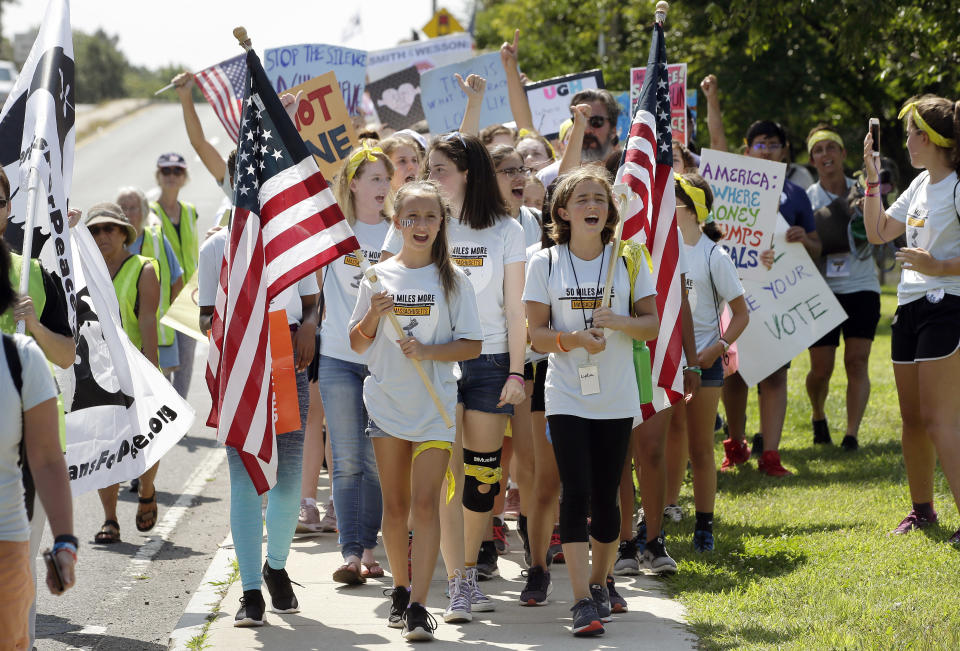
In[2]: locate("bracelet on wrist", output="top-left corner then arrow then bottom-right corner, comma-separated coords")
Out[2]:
52,541 -> 78,561
865,190 -> 880,197
556,331 -> 570,353
866,180 -> 880,187
719,338 -> 730,352
507,374 -> 525,387
356,324 -> 375,340
684,365 -> 702,376
54,534 -> 79,548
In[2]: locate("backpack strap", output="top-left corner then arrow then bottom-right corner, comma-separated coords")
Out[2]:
3,334 -> 34,521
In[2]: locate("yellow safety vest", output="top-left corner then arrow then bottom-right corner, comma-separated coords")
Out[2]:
112,254 -> 158,351
136,225 -> 176,347
150,200 -> 198,283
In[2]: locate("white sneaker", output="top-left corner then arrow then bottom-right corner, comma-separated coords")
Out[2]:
465,567 -> 495,612
444,569 -> 473,623
663,504 -> 683,523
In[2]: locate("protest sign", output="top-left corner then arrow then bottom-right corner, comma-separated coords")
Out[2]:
421,52 -> 512,134
264,43 -> 367,114
367,32 -> 473,81
698,148 -> 786,281
631,62 -> 687,144
160,272 -> 205,342
735,216 -> 847,386
613,90 -> 631,145
286,72 -> 359,179
63,226 -> 195,496
525,70 -> 604,139
366,66 -> 424,130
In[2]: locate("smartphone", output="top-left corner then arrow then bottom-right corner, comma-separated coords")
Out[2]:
43,549 -> 65,594
869,118 -> 880,156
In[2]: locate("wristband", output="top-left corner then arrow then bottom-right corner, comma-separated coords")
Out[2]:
556,331 -> 570,353
54,534 -> 79,548
507,374 -> 525,387
865,190 -> 880,197
356,324 -> 375,340
866,180 -> 880,187
52,541 -> 78,561
719,338 -> 730,352
684,365 -> 702,376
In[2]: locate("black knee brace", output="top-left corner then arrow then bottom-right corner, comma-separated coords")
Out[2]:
462,448 -> 502,513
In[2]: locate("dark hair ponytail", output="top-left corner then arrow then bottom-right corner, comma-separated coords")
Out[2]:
703,222 -> 724,242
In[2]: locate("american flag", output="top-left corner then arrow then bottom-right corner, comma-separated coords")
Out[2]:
206,49 -> 359,494
613,19 -> 683,417
194,54 -> 245,142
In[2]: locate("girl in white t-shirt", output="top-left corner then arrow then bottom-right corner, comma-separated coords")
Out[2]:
350,181 -> 483,641
321,142 -> 393,585
862,94 -> 960,541
665,173 -> 749,553
524,168 -> 659,637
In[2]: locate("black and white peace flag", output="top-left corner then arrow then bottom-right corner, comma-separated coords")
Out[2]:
0,0 -> 77,333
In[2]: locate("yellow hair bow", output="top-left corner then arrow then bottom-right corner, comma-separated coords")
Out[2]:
674,173 -> 710,223
898,102 -> 956,149
346,142 -> 384,183
806,129 -> 844,153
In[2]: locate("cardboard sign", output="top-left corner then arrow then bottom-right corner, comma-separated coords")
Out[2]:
698,148 -> 786,281
735,217 -> 847,386
160,272 -> 205,343
287,72 -> 359,179
366,66 -> 425,130
525,70 -> 604,140
420,52 -> 512,134
367,33 -> 473,81
423,8 -> 464,38
264,43 -> 367,115
630,62 -> 687,145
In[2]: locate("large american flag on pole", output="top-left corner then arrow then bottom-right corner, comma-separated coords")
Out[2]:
613,18 -> 683,417
194,54 -> 245,142
206,48 -> 358,494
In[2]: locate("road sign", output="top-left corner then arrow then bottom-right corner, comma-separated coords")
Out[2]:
422,8 -> 463,38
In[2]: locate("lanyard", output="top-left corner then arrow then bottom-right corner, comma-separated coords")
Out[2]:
566,244 -> 605,330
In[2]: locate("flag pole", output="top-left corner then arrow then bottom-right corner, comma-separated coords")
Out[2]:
16,166 -> 43,334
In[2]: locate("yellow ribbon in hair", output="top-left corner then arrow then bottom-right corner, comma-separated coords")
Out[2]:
898,102 -> 956,149
413,440 -> 456,504
346,142 -> 384,183
674,173 -> 709,223
806,129 -> 844,153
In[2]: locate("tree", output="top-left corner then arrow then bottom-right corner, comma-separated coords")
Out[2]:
73,29 -> 127,103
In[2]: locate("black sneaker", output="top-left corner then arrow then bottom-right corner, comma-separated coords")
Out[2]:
840,435 -> 859,451
613,538 -> 639,575
751,433 -> 764,457
812,419 -> 832,445
518,519 -> 531,567
641,536 -> 678,575
475,539 -> 499,580
402,602 -> 438,641
234,589 -> 265,627
493,516 -> 509,555
519,565 -> 551,606
570,597 -> 604,637
589,582 -> 612,622
261,561 -> 301,613
606,575 -> 627,613
385,586 -> 410,629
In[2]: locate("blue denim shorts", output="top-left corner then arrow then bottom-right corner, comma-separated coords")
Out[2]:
701,355 -> 725,388
366,419 -> 390,439
457,352 -> 514,416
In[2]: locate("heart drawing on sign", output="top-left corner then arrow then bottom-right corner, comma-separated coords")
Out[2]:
378,83 -> 421,116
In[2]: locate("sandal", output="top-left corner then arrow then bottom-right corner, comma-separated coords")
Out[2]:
94,520 -> 121,544
361,560 -> 384,579
332,560 -> 366,585
136,491 -> 158,532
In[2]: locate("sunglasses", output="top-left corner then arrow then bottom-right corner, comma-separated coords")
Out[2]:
159,167 -> 186,176
750,142 -> 783,152
0,198 -> 7,208
587,115 -> 609,129
497,166 -> 531,178
89,224 -> 118,236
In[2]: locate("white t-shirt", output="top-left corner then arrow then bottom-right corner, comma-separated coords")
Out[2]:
536,160 -> 561,188
0,335 -> 57,542
807,179 -> 880,295
384,216 -> 526,354
525,241 -> 547,364
197,228 -> 319,323
320,219 -> 389,364
684,234 -> 745,353
523,242 -> 656,419
349,258 -> 483,442
518,206 -> 543,250
887,171 -> 960,305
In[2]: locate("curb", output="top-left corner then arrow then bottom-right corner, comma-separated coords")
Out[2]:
76,98 -> 153,143
167,535 -> 236,651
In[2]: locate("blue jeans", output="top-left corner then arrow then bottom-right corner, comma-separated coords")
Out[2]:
227,370 -> 309,591
317,355 -> 382,559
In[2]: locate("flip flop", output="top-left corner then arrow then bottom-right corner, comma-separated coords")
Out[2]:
136,491 -> 158,532
361,560 -> 385,579
94,519 -> 121,544
333,560 -> 366,585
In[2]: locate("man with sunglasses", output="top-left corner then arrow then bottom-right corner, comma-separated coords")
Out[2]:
536,89 -> 620,187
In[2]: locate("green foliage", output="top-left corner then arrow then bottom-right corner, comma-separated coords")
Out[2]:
475,0 -> 960,183
73,29 -> 127,103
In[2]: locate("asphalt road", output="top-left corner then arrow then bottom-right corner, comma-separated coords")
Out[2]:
34,103 -> 236,651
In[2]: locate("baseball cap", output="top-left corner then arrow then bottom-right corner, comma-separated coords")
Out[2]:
156,152 -> 187,169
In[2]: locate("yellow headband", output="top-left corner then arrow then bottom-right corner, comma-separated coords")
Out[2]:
346,143 -> 384,183
898,102 -> 956,148
558,119 -> 574,144
806,129 -> 844,153
674,173 -> 710,223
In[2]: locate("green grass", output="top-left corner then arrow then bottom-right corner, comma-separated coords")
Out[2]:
664,287 -> 960,650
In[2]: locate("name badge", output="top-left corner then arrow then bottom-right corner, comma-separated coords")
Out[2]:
825,253 -> 851,278
578,364 -> 600,395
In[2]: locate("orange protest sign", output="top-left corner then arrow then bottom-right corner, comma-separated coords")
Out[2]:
269,310 -> 300,435
288,71 -> 358,178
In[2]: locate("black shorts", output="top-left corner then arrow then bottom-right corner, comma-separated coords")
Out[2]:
530,359 -> 547,413
891,293 -> 960,364
811,290 -> 882,348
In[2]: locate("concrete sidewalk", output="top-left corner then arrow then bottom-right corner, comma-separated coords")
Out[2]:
178,490 -> 698,650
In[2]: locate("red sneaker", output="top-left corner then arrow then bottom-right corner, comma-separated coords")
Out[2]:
759,450 -> 792,477
720,438 -> 750,471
